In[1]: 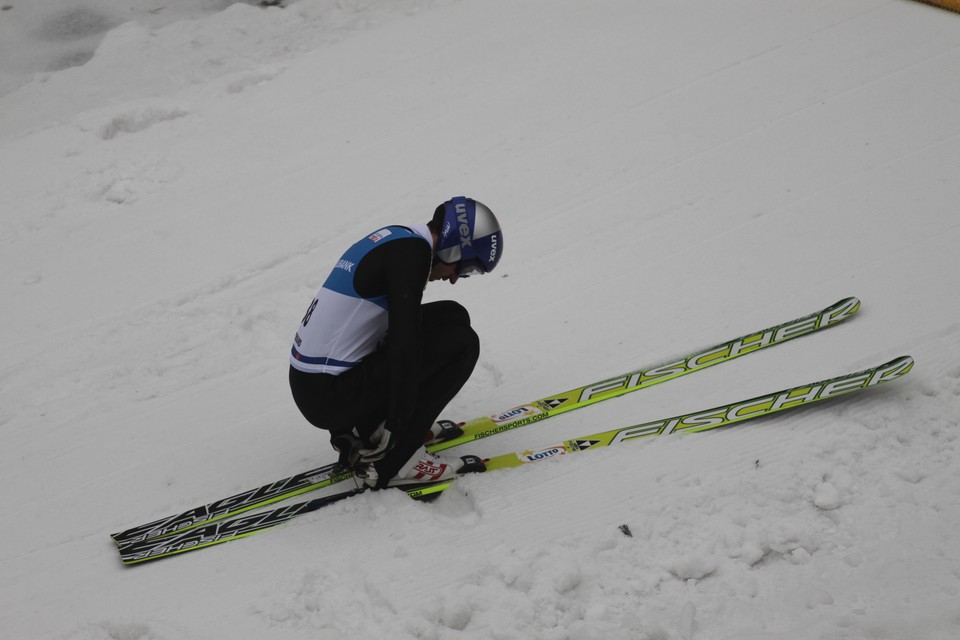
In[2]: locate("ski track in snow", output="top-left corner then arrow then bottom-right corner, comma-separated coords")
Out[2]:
2,0 -> 960,639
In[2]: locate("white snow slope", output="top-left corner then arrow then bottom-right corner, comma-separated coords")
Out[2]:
2,1 -> 960,638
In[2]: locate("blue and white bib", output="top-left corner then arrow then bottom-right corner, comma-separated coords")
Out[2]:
290,224 -> 431,375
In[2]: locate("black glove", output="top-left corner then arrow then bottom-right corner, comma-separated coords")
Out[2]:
357,422 -> 394,463
330,431 -> 365,469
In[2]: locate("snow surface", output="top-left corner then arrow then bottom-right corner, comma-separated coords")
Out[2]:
2,0 -> 960,638
0,0 -> 266,98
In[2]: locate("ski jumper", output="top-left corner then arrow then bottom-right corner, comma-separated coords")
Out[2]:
289,224 -> 479,479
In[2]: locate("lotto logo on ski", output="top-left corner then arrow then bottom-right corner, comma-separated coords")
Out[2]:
576,297 -> 861,405
472,405 -> 548,440
492,405 -> 542,425
518,446 -> 567,463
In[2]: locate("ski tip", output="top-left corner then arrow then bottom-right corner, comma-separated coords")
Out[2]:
879,354 -> 913,368
833,296 -> 861,312
865,355 -> 915,386
890,354 -> 915,372
817,297 -> 861,327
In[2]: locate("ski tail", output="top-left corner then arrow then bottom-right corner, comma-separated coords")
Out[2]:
117,354 -> 912,566
109,463 -> 351,546
118,487 -> 365,565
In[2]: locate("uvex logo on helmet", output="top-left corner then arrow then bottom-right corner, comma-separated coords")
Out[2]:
456,202 -> 472,250
487,233 -> 499,264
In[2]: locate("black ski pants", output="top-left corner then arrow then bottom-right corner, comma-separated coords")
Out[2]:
289,300 -> 480,475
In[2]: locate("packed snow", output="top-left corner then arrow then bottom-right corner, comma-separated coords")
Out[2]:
2,1 -> 960,639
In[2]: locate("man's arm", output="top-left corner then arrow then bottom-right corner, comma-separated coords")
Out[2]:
355,237 -> 432,433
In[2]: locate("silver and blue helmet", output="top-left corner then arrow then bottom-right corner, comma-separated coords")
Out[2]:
435,196 -> 503,277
